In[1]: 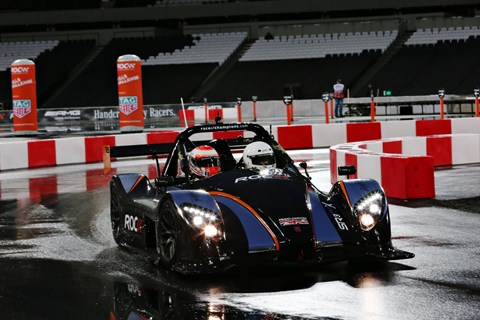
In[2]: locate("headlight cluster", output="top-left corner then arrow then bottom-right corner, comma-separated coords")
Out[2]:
353,191 -> 385,231
181,204 -> 222,237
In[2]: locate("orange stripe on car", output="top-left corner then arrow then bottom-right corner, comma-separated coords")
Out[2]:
128,176 -> 144,193
339,181 -> 352,208
209,191 -> 280,251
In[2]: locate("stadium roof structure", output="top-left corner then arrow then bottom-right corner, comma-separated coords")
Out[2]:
0,0 -> 478,31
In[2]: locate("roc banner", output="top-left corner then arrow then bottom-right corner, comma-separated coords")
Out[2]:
117,54 -> 144,132
11,59 -> 38,135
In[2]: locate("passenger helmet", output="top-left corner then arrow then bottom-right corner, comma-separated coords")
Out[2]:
243,141 -> 275,170
188,145 -> 221,178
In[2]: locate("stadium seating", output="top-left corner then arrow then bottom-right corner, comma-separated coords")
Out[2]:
45,35 -> 219,107
241,31 -> 397,61
202,31 -> 392,101
370,26 -> 480,95
35,39 -> 96,105
205,51 -> 381,101
0,39 -> 82,108
0,40 -> 59,71
1,25 -> 480,108
405,26 -> 480,45
143,32 -> 248,65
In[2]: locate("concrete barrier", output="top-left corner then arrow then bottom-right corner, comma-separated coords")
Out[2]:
178,106 -> 241,126
1,118 -> 480,187
330,133 -> 480,199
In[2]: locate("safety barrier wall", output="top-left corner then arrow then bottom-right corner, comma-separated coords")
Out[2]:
178,106 -> 240,126
1,118 -> 480,178
330,133 -> 480,199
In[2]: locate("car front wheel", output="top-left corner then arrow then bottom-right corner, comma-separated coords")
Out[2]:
156,200 -> 178,269
110,183 -> 123,245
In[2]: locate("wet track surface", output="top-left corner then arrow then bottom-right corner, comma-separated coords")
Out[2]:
0,149 -> 479,319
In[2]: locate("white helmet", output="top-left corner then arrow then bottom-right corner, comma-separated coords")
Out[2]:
243,141 -> 275,171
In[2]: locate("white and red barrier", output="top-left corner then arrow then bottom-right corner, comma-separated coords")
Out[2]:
330,133 -> 480,199
0,118 -> 480,185
178,106 -> 242,127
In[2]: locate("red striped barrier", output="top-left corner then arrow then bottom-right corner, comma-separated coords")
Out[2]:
330,133 -> 480,199
380,155 -> 435,199
178,106 -> 244,126
1,118 -> 480,176
346,122 -> 381,143
28,140 -> 56,168
85,136 -> 116,163
416,119 -> 451,136
277,125 -> 313,150
178,109 -> 194,127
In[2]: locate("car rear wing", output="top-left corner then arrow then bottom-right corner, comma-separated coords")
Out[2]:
103,143 -> 174,174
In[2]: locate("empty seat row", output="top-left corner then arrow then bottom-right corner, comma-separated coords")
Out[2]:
241,31 -> 397,61
405,26 -> 480,45
0,40 -> 60,71
143,31 -> 248,65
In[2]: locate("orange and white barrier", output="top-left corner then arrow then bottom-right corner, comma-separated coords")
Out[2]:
11,59 -> 38,136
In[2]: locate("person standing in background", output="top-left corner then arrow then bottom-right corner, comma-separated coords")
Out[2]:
366,83 -> 374,98
333,79 -> 345,118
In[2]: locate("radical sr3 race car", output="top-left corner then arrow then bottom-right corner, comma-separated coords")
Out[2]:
105,122 -> 414,274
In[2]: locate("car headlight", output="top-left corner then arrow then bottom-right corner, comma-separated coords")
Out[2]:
181,204 -> 222,237
353,191 -> 385,231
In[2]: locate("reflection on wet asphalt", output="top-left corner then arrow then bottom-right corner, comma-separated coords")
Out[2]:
0,151 -> 479,320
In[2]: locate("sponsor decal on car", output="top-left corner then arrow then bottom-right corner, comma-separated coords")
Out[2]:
279,217 -> 309,226
235,171 -> 289,183
125,214 -> 143,233
333,213 -> 349,230
200,123 -> 249,131
12,100 -> 31,118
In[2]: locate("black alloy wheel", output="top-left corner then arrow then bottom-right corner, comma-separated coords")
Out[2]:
157,200 -> 178,269
110,183 -> 123,245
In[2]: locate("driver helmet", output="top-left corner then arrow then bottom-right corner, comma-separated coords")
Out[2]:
243,141 -> 275,171
188,145 -> 221,178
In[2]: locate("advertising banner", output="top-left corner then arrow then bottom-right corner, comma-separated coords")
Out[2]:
117,54 -> 144,132
11,59 -> 38,135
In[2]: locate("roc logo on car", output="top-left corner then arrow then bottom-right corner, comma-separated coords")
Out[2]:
125,214 -> 143,233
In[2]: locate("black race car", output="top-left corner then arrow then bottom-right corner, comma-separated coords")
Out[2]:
106,122 -> 413,274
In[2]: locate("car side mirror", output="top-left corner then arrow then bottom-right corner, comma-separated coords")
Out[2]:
299,161 -> 311,180
155,176 -> 175,187
338,165 -> 356,179
180,158 -> 193,186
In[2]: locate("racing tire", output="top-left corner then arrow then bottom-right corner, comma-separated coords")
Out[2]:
156,200 -> 179,269
110,183 -> 123,245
